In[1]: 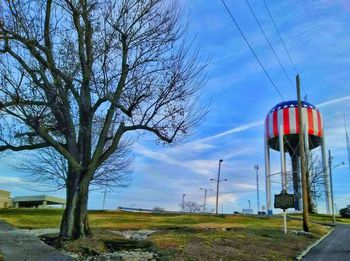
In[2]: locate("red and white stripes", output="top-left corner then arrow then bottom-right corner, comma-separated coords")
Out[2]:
265,105 -> 323,139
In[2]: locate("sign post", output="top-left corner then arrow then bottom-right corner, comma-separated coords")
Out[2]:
274,190 -> 294,234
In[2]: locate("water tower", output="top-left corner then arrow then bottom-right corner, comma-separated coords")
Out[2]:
264,100 -> 331,214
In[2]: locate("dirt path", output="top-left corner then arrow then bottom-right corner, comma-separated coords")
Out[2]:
0,220 -> 73,261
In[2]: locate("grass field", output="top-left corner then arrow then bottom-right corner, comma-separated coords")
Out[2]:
289,212 -> 350,224
0,209 -> 335,260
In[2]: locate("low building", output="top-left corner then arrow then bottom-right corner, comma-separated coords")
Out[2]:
242,208 -> 254,214
13,195 -> 66,208
0,190 -> 12,208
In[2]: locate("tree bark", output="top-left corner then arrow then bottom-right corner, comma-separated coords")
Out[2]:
291,153 -> 301,211
306,170 -> 315,214
60,169 -> 91,239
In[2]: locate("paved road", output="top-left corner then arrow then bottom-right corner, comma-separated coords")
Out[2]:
303,224 -> 350,261
0,220 -> 73,261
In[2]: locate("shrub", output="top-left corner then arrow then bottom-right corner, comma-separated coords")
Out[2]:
339,205 -> 350,218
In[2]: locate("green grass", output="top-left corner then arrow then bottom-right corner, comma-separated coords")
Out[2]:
288,212 -> 350,224
0,208 -> 329,231
0,209 -> 333,260
0,208 -> 63,228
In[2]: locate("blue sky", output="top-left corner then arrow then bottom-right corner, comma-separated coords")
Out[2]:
1,0 -> 350,214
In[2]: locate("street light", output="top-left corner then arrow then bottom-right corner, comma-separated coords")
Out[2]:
182,193 -> 186,211
328,149 -> 345,223
211,159 -> 227,214
102,179 -> 110,210
200,188 -> 213,213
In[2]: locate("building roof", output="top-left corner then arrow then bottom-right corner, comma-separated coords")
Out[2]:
13,195 -> 65,205
0,190 -> 10,197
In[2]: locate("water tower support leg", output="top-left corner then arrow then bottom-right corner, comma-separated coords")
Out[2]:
304,125 -> 310,161
279,125 -> 287,234
265,137 -> 271,215
321,135 -> 331,214
279,125 -> 287,190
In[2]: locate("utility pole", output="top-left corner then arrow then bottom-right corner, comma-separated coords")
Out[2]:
182,194 -> 186,211
213,159 -> 223,214
255,165 -> 260,212
328,150 -> 336,223
297,74 -> 309,232
248,200 -> 251,209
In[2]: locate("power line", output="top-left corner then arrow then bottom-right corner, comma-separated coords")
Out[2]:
220,0 -> 284,100
263,0 -> 299,74
244,0 -> 294,88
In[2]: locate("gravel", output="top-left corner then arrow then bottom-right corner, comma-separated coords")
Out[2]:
110,230 -> 158,241
19,228 -> 60,236
87,250 -> 157,261
20,228 -> 159,260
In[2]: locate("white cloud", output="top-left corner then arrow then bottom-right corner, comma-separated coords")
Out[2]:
135,143 -> 253,177
0,176 -> 24,186
206,193 -> 238,205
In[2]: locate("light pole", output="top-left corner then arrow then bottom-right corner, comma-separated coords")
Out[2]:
329,150 -> 335,223
211,159 -> 226,214
102,187 -> 107,210
200,188 -> 213,213
328,150 -> 345,223
248,200 -> 251,209
254,165 -> 260,212
102,180 -> 109,210
182,194 -> 186,211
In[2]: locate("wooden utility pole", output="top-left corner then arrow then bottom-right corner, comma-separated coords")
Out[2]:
296,74 -> 309,232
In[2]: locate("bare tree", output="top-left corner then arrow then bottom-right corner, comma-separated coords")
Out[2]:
152,206 -> 165,213
182,201 -> 201,213
307,153 -> 325,213
15,139 -> 133,191
0,0 -> 206,239
287,152 -> 325,213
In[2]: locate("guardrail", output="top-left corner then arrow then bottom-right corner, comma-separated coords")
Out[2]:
117,206 -> 209,214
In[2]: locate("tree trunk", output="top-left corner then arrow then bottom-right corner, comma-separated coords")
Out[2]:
306,171 -> 315,214
60,170 -> 91,239
291,153 -> 301,211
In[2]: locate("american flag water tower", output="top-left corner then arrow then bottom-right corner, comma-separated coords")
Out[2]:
264,100 -> 331,214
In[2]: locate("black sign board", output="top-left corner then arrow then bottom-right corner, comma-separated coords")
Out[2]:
274,190 -> 294,210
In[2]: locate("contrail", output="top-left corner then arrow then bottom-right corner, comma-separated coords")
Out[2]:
317,95 -> 350,108
194,95 -> 350,142
197,120 -> 264,142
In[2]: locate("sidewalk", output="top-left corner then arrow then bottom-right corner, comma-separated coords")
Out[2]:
302,224 -> 350,261
0,220 -> 73,261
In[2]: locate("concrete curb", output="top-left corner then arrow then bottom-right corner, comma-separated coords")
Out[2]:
295,226 -> 336,260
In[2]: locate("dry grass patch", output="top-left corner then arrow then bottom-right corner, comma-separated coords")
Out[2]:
0,209 -> 332,260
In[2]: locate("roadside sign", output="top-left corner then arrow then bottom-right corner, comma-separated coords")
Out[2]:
274,190 -> 294,210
